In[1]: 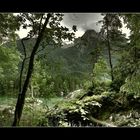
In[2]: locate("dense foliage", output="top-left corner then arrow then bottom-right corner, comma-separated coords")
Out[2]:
0,13 -> 140,126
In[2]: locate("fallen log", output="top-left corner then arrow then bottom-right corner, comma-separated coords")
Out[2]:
87,115 -> 117,127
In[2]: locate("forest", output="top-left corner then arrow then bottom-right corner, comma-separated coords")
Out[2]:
0,13 -> 140,127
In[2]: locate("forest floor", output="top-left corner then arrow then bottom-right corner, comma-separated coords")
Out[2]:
0,92 -> 140,127
0,96 -> 63,126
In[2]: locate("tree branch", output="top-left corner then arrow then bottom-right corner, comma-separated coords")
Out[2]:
12,13 -> 52,126
38,14 -> 44,34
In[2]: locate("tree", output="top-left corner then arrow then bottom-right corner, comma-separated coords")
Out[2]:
99,13 -> 122,81
93,57 -> 110,82
12,13 -> 76,126
0,42 -> 21,95
0,14 -> 21,44
0,14 -> 21,95
123,14 -> 140,63
109,14 -> 140,93
118,14 -> 140,95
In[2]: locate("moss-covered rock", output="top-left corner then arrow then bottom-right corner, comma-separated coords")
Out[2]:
39,89 -> 140,127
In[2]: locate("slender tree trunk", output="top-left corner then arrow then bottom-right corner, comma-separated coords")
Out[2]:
19,38 -> 28,93
106,25 -> 114,81
12,13 -> 51,126
31,84 -> 34,98
19,58 -> 26,93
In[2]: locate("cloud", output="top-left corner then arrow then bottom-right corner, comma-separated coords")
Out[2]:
17,13 -> 130,39
62,13 -> 103,37
62,13 -> 131,38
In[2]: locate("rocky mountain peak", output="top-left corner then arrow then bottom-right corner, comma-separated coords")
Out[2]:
81,29 -> 100,40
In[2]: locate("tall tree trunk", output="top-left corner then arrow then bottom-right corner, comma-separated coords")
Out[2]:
19,38 -> 28,93
31,84 -> 34,98
12,13 -> 51,126
106,25 -> 114,81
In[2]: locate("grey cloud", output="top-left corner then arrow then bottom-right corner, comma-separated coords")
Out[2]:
63,13 -> 103,32
61,13 -> 130,38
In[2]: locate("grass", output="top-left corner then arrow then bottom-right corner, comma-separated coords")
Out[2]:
0,95 -> 64,126
41,97 -> 64,108
0,96 -> 16,106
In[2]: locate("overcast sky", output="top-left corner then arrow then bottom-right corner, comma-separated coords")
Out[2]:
17,13 -> 130,39
62,13 -> 103,37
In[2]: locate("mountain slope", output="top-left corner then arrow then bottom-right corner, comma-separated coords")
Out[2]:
2,29 -> 128,95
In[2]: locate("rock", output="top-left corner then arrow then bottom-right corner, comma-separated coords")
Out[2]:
65,89 -> 84,99
0,105 -> 15,115
25,97 -> 43,105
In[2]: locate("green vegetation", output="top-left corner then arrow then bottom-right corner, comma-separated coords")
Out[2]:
0,13 -> 140,127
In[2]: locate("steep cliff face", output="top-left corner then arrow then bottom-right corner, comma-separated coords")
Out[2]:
81,29 -> 100,43
2,29 -> 109,92
74,29 -> 102,50
49,29 -> 103,74
15,29 -> 105,83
